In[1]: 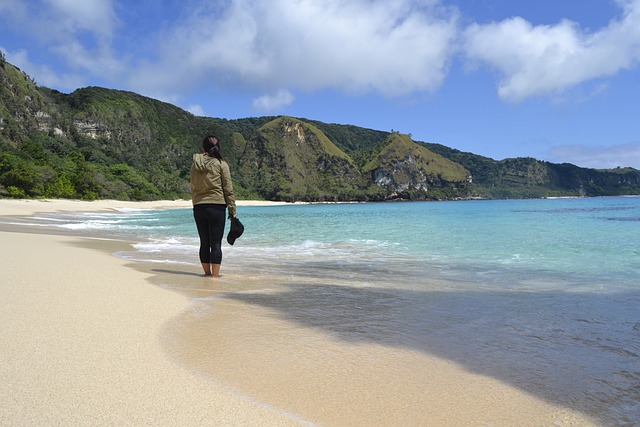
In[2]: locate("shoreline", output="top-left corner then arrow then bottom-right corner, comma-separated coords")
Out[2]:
0,198 -> 299,216
0,199 -> 601,426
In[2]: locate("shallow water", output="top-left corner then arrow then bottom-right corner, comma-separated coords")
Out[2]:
10,197 -> 640,425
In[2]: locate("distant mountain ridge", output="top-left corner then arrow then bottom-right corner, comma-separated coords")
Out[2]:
1,54 -> 639,201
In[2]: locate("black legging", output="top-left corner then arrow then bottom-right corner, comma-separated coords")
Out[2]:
193,204 -> 226,264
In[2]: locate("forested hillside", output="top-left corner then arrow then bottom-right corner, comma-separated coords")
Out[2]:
2,54 -> 639,201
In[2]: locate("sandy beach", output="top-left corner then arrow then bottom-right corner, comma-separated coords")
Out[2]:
0,198 -> 292,216
0,199 -> 599,426
0,199 -> 304,426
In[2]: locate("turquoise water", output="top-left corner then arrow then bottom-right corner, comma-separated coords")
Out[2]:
19,197 -> 640,424
38,196 -> 640,291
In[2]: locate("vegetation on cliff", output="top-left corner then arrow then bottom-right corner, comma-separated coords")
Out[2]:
423,143 -> 640,199
363,133 -> 470,200
1,55 -> 639,201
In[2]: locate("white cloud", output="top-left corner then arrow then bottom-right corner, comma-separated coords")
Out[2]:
546,141 -> 640,169
252,89 -> 295,112
462,0 -> 640,102
51,40 -> 123,80
127,0 -> 459,99
0,0 -> 121,88
43,0 -> 117,38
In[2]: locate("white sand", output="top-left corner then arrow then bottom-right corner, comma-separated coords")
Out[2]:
0,198 -> 295,216
0,199 -> 305,426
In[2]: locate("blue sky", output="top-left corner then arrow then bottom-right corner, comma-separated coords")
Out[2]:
1,0 -> 639,169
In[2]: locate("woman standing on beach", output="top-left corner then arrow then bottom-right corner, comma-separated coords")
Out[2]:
190,135 -> 236,277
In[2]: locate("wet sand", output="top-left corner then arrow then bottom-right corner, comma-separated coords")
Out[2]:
148,269 -> 600,427
0,199 -> 599,426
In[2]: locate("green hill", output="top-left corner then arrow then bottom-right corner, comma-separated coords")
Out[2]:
1,53 -> 640,201
363,132 -> 470,200
234,116 -> 367,201
423,142 -> 640,198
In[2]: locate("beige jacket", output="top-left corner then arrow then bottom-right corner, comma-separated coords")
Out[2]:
190,154 -> 236,217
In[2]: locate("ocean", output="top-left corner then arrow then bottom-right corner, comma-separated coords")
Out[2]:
16,197 -> 640,425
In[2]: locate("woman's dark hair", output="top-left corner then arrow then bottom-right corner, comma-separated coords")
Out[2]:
202,135 -> 223,161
